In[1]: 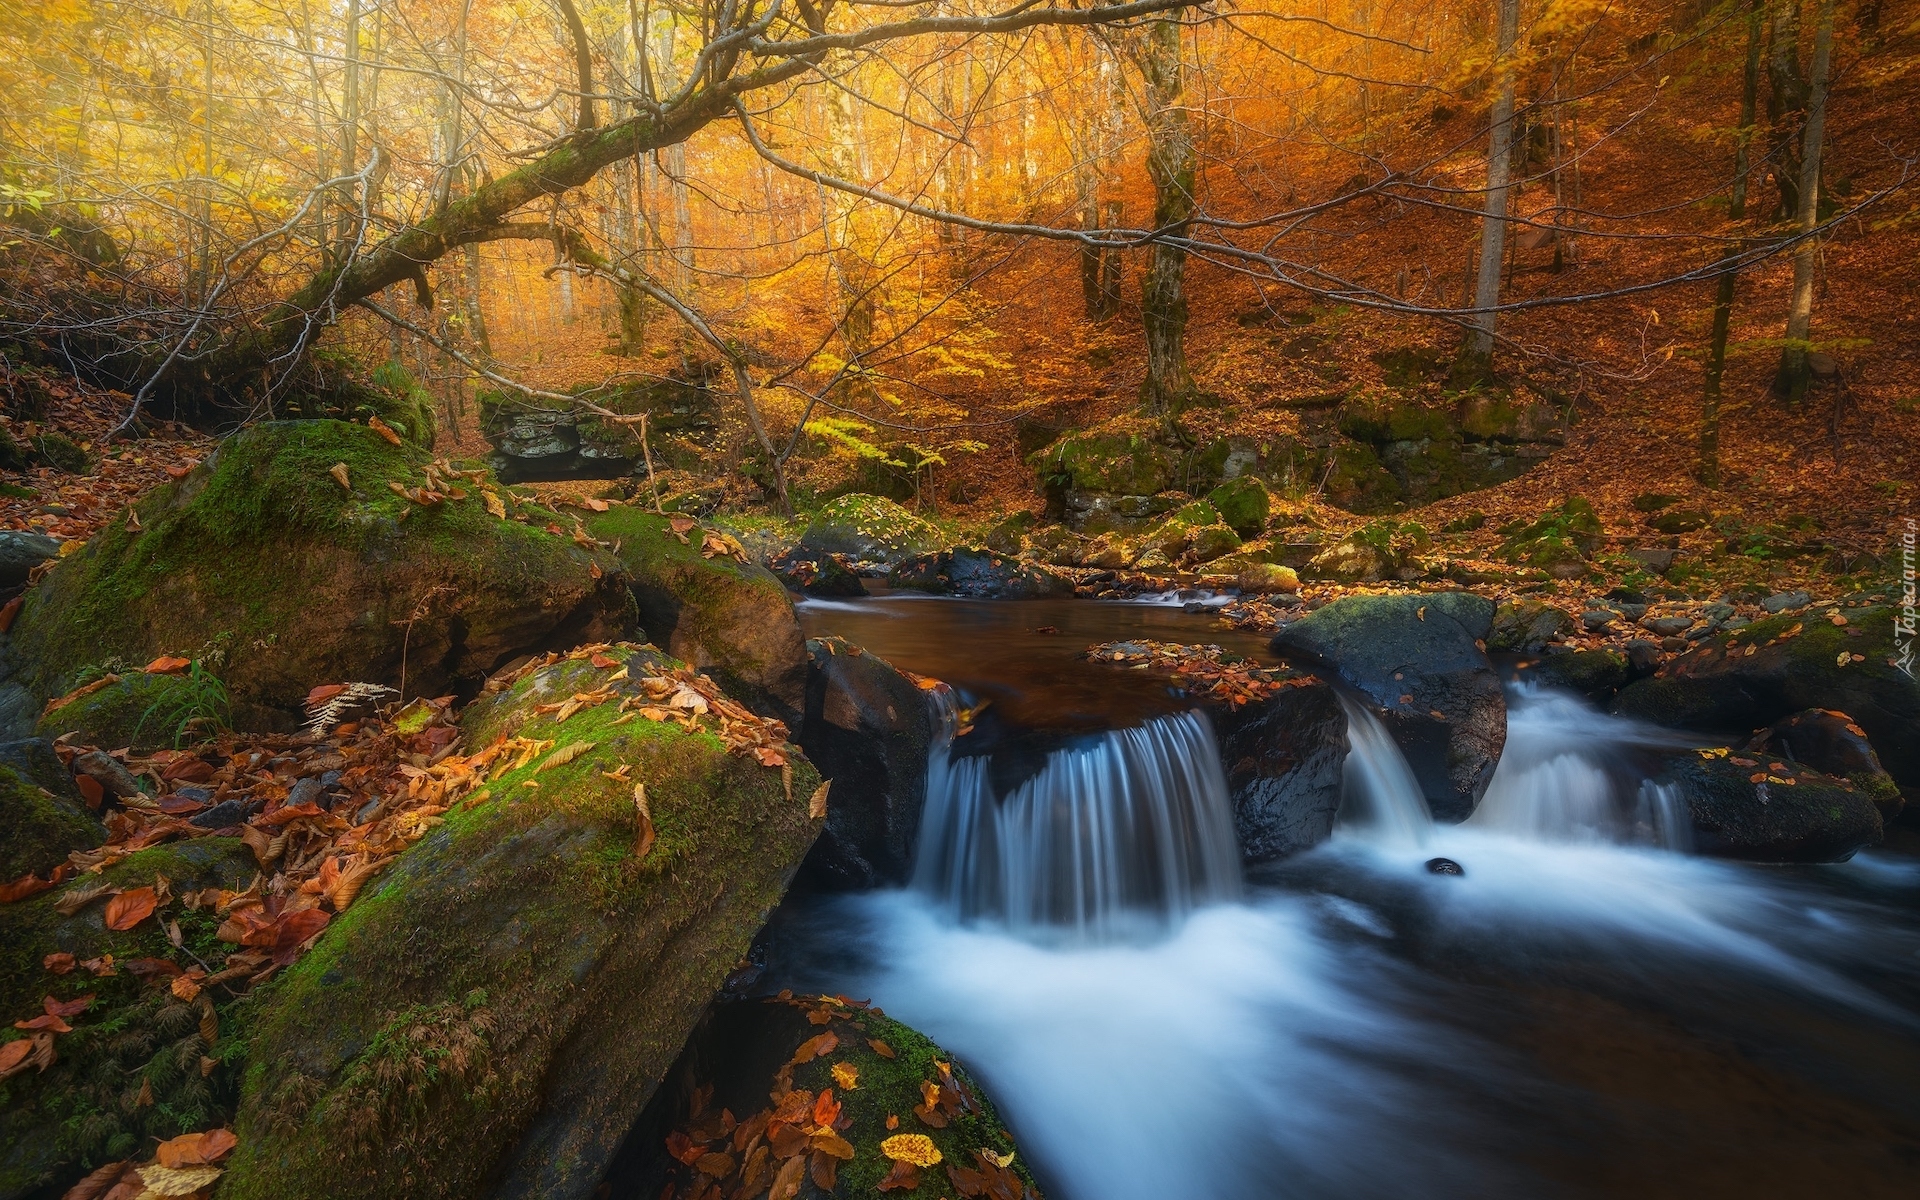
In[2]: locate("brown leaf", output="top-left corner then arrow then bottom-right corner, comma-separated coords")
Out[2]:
366,414 -> 403,445
43,994 -> 93,1019
875,1159 -> 923,1192
144,656 -> 191,675
536,741 -> 596,772
754,745 -> 788,768
0,870 -> 60,904
43,952 -> 75,974
13,1013 -> 70,1034
869,1037 -> 896,1059
154,1128 -> 238,1169
693,1151 -> 734,1178
809,1149 -> 839,1192
103,887 -> 157,931
633,783 -> 656,862
788,1030 -> 838,1066
328,462 -> 351,492
0,1031 -> 55,1080
768,1155 -> 806,1200
57,1159 -> 141,1200
808,780 -> 831,820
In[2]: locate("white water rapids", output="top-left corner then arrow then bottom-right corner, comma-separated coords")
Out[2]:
771,686 -> 1920,1200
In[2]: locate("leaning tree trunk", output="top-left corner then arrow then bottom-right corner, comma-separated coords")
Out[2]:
1774,0 -> 1836,404
1698,0 -> 1765,488
1135,10 -> 1197,415
1463,0 -> 1520,371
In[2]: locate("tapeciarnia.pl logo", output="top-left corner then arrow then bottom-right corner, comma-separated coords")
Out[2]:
1897,517 -> 1916,679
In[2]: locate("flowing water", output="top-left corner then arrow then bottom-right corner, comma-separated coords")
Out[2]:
775,597 -> 1920,1200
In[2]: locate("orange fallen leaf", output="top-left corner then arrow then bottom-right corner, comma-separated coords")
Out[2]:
788,1030 -> 838,1066
590,653 -> 620,669
43,994 -> 92,1019
754,746 -> 788,768
868,1037 -> 896,1059
808,781 -> 830,820
13,1014 -> 71,1034
55,1158 -> 142,1200
0,870 -> 60,904
0,1039 -> 34,1075
154,1128 -> 237,1168
366,414 -> 403,445
103,887 -> 158,931
144,656 -> 191,675
43,952 -> 75,974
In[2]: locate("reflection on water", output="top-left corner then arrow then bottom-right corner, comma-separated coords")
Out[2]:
794,592 -> 1277,730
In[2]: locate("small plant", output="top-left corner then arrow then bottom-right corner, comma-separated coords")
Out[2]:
136,659 -> 231,747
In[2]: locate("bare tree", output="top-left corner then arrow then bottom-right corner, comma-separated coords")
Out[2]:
1774,0 -> 1837,403
1128,8 -> 1198,414
1463,0 -> 1520,372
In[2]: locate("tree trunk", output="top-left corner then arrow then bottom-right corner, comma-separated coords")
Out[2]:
1135,10 -> 1196,415
1464,0 -> 1520,368
1765,0 -> 1807,220
1698,0 -> 1765,489
1774,0 -> 1836,403
1077,47 -> 1124,321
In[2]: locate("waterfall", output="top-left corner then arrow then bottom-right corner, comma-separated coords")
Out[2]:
1334,696 -> 1434,846
1469,685 -> 1692,850
911,691 -> 1242,938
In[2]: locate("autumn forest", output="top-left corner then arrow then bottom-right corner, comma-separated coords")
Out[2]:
2,2 -> 1918,1199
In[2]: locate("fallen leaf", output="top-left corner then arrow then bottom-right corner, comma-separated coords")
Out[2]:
55,1159 -> 141,1200
830,1061 -> 858,1090
590,653 -> 620,669
154,1128 -> 238,1168
13,1014 -> 71,1034
869,1037 -> 896,1059
103,887 -> 158,931
768,1155 -> 806,1200
980,1148 -> 1016,1168
329,462 -> 351,492
694,1151 -> 734,1178
143,656 -> 191,675
754,746 -> 788,768
0,871 -> 60,904
43,994 -> 93,1019
43,952 -> 75,974
366,414 -> 403,446
876,1160 -> 923,1191
170,975 -> 201,1002
0,1031 -> 55,1080
788,1030 -> 838,1066
133,1163 -> 222,1197
808,781 -> 831,820
881,1133 -> 943,1167
483,490 -> 508,520
536,741 -> 596,772
809,1149 -> 839,1191
633,783 -> 655,861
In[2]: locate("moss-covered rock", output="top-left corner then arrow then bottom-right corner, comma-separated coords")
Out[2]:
1487,601 -> 1575,655
1,839 -> 260,1198
1235,562 -> 1301,594
1518,649 -> 1632,700
34,669 -> 229,752
626,996 -> 1041,1200
1030,432 -> 1174,495
222,648 -> 824,1200
587,508 -> 807,718
982,511 -> 1037,556
1205,476 -> 1270,537
0,741 -> 102,881
1612,604 -> 1920,791
6,421 -> 631,725
799,495 -> 941,568
1745,708 -> 1905,825
1188,524 -> 1242,564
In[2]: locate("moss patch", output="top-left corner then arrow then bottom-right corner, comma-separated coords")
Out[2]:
0,764 -> 102,881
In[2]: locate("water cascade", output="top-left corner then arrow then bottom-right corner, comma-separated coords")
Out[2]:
1333,696 -> 1434,846
1469,685 -> 1693,849
910,692 -> 1243,938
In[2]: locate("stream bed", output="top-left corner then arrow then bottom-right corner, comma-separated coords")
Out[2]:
779,595 -> 1920,1200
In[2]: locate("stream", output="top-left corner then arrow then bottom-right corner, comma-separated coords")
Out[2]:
777,595 -> 1920,1200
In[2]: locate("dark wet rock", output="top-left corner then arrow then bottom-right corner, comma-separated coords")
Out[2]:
0,740 -> 103,880
33,669 -> 225,753
888,546 -> 1075,600
8,421 -> 632,726
286,776 -> 325,810
1613,604 -> 1919,792
1625,547 -> 1679,575
794,637 -> 937,888
0,531 -> 60,589
1208,677 -> 1349,862
1745,708 -> 1905,825
68,749 -> 139,799
588,508 -> 807,720
1651,749 -> 1883,862
1488,600 -> 1574,654
1519,649 -> 1632,700
768,547 -> 867,598
484,406 -> 636,482
188,796 -> 252,829
1271,592 -> 1504,822
798,493 -> 941,568
1641,615 -> 1694,638
223,649 -> 822,1200
1425,856 -> 1465,875
1581,609 -> 1615,632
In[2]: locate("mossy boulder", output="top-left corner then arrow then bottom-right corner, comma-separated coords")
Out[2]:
1235,562 -> 1301,594
1745,708 -> 1905,825
5,421 -> 631,726
1303,520 -> 1427,582
1487,601 -> 1576,655
622,996 -> 1041,1200
1612,605 -> 1919,791
1031,432 -> 1174,496
587,508 -> 807,718
1456,390 -> 1567,444
1205,476 -> 1271,537
800,495 -> 941,569
222,648 -> 824,1200
1,839 -> 260,1199
0,739 -> 103,881
34,670 -> 227,753
982,511 -> 1038,556
1336,392 -> 1456,444
1518,649 -> 1632,700
1651,750 -> 1883,862
1188,523 -> 1243,564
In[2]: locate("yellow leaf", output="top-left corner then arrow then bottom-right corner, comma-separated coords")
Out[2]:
880,1133 -> 942,1167
831,1061 -> 858,1089
135,1163 -> 223,1197
982,1148 -> 1015,1168
536,741 -> 595,772
329,462 -> 351,491
808,780 -> 831,820
483,490 -> 507,520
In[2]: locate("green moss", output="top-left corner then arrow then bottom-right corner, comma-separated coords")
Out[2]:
799,494 -> 942,563
35,667 -> 229,752
1031,432 -> 1174,495
1499,497 -> 1602,566
0,765 -> 101,881
1206,476 -> 1270,536
223,654 -> 822,1200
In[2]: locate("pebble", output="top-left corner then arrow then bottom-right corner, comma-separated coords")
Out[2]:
1660,636 -> 1690,651
1762,590 -> 1812,613
189,798 -> 251,829
1642,615 -> 1694,637
287,776 -> 327,810
1425,857 -> 1466,876
70,750 -> 140,799
1581,610 -> 1614,631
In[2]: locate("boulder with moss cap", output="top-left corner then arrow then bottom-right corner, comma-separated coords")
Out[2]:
4,421 -> 631,730
220,646 -> 824,1200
